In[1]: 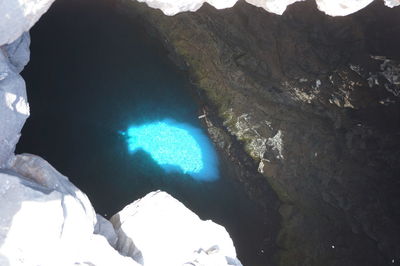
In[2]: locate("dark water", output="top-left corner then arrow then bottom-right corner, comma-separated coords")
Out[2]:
17,0 -> 277,264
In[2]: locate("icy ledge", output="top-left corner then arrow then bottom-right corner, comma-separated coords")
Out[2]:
0,154 -> 241,265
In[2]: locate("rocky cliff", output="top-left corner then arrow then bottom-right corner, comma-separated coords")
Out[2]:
116,1 -> 400,265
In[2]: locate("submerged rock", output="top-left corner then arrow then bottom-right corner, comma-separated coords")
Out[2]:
110,190 -> 242,266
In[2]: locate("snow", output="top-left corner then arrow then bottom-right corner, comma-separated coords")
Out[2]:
110,190 -> 242,266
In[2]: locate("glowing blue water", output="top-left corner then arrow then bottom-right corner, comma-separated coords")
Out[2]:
124,120 -> 219,181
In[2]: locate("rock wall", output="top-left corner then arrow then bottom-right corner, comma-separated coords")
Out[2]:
0,33 -> 30,168
117,1 -> 400,265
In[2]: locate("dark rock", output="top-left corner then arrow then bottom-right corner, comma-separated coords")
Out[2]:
117,1 -> 400,265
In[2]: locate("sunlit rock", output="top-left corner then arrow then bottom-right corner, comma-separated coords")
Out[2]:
134,0 -> 397,16
244,0 -> 303,15
315,0 -> 374,16
0,34 -> 30,168
384,0 -> 400,8
136,0 -> 237,16
0,0 -> 55,45
0,154 -> 138,265
110,190 -> 242,266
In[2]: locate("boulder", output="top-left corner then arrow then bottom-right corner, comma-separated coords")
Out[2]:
0,0 -> 55,46
111,190 -> 242,266
0,154 -> 138,266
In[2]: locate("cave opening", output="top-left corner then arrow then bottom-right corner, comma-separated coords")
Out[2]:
15,0 -> 280,264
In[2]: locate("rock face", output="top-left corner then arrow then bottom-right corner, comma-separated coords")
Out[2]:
118,1 -> 400,265
0,33 -> 30,168
110,190 -> 242,266
0,0 -> 56,46
0,154 -> 138,266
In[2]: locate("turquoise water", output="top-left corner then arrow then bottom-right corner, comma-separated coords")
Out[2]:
124,120 -> 219,181
17,0 -> 280,264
